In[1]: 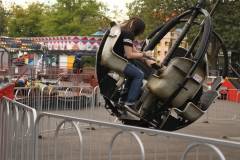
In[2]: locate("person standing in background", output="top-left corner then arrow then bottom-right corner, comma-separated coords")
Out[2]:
73,54 -> 85,74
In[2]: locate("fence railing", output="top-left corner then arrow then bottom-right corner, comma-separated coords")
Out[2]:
204,89 -> 240,122
1,96 -> 240,160
218,89 -> 240,103
226,89 -> 240,103
0,97 -> 37,160
14,85 -> 240,123
14,85 -> 112,122
14,86 -> 96,110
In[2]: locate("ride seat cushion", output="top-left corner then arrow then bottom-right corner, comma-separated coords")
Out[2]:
101,25 -> 128,74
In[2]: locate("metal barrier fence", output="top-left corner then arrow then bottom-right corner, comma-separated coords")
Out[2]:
14,86 -> 96,110
218,89 -> 240,103
1,97 -> 240,160
0,97 -> 37,160
226,89 -> 240,103
204,89 -> 240,122
35,112 -> 240,160
14,85 -> 240,123
14,85 -> 114,122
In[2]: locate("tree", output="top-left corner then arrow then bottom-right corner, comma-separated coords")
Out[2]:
0,0 -> 7,35
127,0 -> 195,36
40,0 -> 110,36
7,5 -> 25,37
6,0 -> 110,37
127,0 -> 240,51
7,3 -> 46,37
213,0 -> 240,51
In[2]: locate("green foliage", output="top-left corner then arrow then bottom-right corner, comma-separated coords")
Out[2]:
213,0 -> 240,51
0,0 -> 7,35
127,0 -> 195,36
2,0 -> 239,52
82,56 -> 95,67
127,0 -> 240,51
7,3 -> 46,37
6,0 -> 110,37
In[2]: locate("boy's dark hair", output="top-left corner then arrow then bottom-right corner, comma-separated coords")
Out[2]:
121,17 -> 145,36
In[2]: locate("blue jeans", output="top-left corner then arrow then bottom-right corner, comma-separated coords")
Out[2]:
123,63 -> 144,103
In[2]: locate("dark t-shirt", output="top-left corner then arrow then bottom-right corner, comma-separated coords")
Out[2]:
73,56 -> 84,73
113,30 -> 134,59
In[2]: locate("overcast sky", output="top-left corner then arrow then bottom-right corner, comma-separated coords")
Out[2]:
2,0 -> 134,21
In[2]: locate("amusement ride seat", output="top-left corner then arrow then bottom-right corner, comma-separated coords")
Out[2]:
146,57 -> 206,121
101,25 -> 128,87
147,57 -> 206,107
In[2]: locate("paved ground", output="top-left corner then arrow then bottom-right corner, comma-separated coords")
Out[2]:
34,100 -> 240,160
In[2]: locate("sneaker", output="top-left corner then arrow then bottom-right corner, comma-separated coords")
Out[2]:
124,102 -> 138,112
124,101 -> 136,106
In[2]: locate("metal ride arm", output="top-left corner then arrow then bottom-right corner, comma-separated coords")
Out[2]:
162,10 -> 199,66
142,1 -> 211,125
197,0 -> 206,7
141,0 -> 216,127
142,0 -> 224,123
144,0 -> 227,106
230,65 -> 240,78
162,10 -> 211,107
